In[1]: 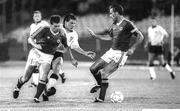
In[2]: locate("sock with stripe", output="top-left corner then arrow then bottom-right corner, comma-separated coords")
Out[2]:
34,80 -> 47,99
98,79 -> 109,101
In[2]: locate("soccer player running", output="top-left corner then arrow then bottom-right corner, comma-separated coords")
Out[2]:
13,15 -> 68,103
28,10 -> 50,87
87,4 -> 144,102
28,11 -> 66,87
42,14 -> 96,101
144,17 -> 175,80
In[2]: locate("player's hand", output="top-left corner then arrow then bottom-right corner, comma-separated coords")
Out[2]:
87,27 -> 96,38
127,48 -> 135,56
71,58 -> 78,68
35,44 -> 42,50
85,51 -> 96,59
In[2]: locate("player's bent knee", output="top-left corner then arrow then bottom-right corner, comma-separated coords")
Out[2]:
89,66 -> 98,75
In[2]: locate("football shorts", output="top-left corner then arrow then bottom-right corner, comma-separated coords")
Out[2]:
148,45 -> 164,55
101,48 -> 128,66
27,48 -> 54,66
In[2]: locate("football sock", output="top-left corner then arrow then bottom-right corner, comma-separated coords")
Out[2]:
149,67 -> 156,79
163,63 -> 173,72
59,68 -> 64,75
32,73 -> 39,86
34,80 -> 46,99
17,76 -> 24,89
99,79 -> 109,101
94,71 -> 102,85
47,73 -> 59,90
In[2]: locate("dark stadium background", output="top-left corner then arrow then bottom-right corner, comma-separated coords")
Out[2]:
0,0 -> 180,63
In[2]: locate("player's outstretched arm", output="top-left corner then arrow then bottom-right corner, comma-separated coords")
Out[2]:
72,46 -> 96,59
87,27 -> 112,41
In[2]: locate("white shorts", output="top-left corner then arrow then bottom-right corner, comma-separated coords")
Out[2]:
27,48 -> 54,66
101,48 -> 128,66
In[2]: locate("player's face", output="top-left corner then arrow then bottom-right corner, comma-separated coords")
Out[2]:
151,19 -> 157,26
109,8 -> 118,22
65,19 -> 76,31
51,23 -> 60,33
33,13 -> 42,23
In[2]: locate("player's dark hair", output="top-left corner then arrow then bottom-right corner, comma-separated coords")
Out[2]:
50,15 -> 61,24
33,10 -> 42,15
109,4 -> 124,15
63,13 -> 76,27
150,16 -> 156,20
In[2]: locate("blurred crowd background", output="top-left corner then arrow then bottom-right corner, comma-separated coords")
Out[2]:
0,0 -> 180,65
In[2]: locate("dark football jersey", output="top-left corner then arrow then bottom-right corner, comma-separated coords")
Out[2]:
109,19 -> 138,52
33,27 -> 67,54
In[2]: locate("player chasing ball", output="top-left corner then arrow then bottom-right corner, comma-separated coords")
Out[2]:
87,4 -> 144,102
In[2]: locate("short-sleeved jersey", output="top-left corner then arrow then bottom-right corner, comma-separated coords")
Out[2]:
61,25 -> 80,49
108,18 -> 138,52
147,25 -> 168,46
32,27 -> 67,54
30,20 -> 49,36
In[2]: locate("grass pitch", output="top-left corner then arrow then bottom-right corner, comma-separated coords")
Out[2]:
0,61 -> 180,111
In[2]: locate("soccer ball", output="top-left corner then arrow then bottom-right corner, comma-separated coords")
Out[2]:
110,91 -> 124,103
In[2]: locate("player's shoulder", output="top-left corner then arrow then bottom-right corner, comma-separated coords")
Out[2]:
148,26 -> 152,30
72,30 -> 78,35
38,26 -> 50,33
123,18 -> 133,24
41,20 -> 50,26
30,23 -> 35,28
72,30 -> 78,38
156,25 -> 164,29
123,18 -> 136,27
43,26 -> 50,31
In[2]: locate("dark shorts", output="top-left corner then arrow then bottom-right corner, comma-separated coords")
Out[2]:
52,51 -> 64,61
148,45 -> 164,55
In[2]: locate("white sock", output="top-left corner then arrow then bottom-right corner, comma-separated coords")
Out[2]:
59,69 -> 64,75
164,64 -> 173,72
59,57 -> 64,75
47,78 -> 57,90
32,73 -> 39,85
149,67 -> 157,79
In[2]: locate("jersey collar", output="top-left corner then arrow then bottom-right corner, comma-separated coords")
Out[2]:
116,17 -> 124,26
50,28 -> 59,35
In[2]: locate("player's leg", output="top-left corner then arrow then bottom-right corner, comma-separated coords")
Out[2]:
33,63 -> 51,103
59,57 -> 66,83
42,56 -> 63,101
13,49 -> 37,99
95,52 -> 128,102
95,60 -> 119,102
158,55 -> 175,79
89,58 -> 107,93
90,58 -> 107,85
47,57 -> 61,89
148,53 -> 157,80
30,66 -> 39,87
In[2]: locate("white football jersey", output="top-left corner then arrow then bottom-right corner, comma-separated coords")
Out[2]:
61,25 -> 80,49
148,25 -> 168,46
30,20 -> 49,35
